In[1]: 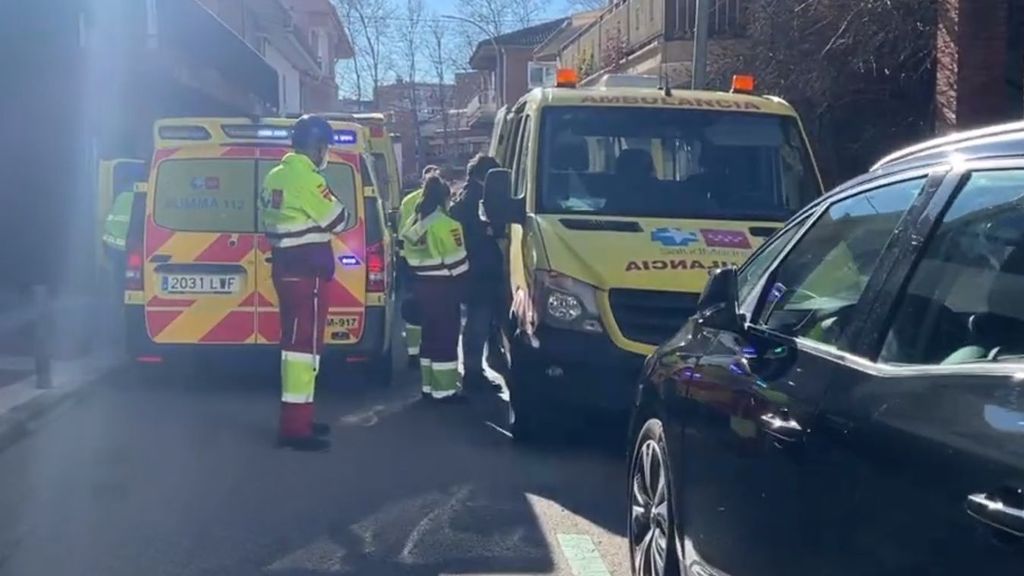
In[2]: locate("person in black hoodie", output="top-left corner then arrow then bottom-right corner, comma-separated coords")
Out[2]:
449,154 -> 503,390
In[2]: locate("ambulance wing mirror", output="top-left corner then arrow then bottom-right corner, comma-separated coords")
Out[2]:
483,168 -> 524,226
695,266 -> 745,333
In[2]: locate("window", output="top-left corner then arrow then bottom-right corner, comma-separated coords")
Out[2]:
738,222 -> 803,304
756,178 -> 923,346
154,159 -> 256,232
514,116 -> 533,198
528,62 -> 556,89
370,152 -> 391,203
536,106 -> 820,220
881,169 -> 1024,365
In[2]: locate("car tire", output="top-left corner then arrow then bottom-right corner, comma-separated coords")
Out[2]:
507,336 -> 556,444
629,418 -> 681,576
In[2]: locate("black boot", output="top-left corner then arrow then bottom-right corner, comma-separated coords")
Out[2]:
277,436 -> 331,452
311,422 -> 331,436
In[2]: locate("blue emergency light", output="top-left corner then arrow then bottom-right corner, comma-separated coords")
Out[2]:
333,130 -> 358,145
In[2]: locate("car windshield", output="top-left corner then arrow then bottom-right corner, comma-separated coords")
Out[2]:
536,106 -> 821,221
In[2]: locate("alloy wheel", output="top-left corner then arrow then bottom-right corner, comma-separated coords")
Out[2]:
630,438 -> 670,576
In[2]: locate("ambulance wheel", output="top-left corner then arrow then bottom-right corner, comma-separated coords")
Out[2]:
508,338 -> 555,444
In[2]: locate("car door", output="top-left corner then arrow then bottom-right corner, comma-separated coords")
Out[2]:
807,162 -> 1024,574
144,151 -> 258,344
674,173 -> 931,576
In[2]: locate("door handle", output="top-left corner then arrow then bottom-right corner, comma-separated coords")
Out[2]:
264,256 -> 273,263
966,488 -> 1024,537
759,409 -> 805,443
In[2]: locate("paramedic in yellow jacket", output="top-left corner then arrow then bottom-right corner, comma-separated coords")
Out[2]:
398,164 -> 438,367
400,175 -> 469,401
260,114 -> 349,452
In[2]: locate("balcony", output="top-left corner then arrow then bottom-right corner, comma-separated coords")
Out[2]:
466,90 -> 498,127
558,0 -> 747,84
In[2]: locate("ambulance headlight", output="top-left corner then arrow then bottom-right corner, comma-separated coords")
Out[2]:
535,271 -> 603,333
546,292 -> 582,322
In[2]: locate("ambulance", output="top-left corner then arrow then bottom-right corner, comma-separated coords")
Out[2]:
124,117 -> 395,380
482,72 -> 824,441
318,113 -> 402,215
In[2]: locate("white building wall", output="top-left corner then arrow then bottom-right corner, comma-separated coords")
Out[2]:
264,44 -> 303,115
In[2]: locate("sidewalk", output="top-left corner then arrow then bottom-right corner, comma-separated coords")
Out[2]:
0,292 -> 124,447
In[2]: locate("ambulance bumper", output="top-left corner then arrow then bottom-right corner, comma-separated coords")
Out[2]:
526,325 -> 646,413
124,306 -> 389,360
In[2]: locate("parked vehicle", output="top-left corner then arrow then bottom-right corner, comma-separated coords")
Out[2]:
125,117 -> 394,379
483,72 -> 824,442
627,121 -> 1024,576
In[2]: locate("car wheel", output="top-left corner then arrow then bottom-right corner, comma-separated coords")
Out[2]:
629,418 -> 680,576
508,337 -> 555,444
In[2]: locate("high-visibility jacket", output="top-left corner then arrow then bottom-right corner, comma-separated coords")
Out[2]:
260,152 -> 350,278
398,187 -> 423,257
400,208 -> 469,277
102,191 -> 134,251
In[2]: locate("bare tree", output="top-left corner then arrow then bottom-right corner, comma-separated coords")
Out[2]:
334,0 -> 397,103
455,0 -> 544,36
396,0 -> 425,170
426,16 -> 453,161
730,0 -> 938,184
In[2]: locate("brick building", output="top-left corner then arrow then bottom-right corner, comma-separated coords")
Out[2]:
198,0 -> 353,113
935,0 -> 1024,131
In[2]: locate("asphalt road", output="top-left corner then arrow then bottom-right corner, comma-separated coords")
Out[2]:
0,351 -> 632,575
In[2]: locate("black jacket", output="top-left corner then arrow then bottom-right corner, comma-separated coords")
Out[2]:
449,180 -> 502,287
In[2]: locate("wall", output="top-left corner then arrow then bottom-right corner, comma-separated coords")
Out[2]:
264,43 -> 302,114
503,47 -> 536,105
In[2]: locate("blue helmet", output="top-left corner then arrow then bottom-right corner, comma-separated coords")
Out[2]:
291,114 -> 333,149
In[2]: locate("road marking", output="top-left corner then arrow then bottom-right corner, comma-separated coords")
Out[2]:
484,420 -> 512,438
557,533 -> 612,576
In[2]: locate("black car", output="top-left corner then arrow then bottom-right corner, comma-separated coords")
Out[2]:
628,122 -> 1024,576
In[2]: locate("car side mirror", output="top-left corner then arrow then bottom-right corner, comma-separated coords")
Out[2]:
483,169 -> 525,226
696,266 -> 745,333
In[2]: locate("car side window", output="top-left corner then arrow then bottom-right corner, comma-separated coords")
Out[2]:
880,169 -> 1024,365
737,222 -> 804,305
755,178 -> 924,346
512,115 -> 532,199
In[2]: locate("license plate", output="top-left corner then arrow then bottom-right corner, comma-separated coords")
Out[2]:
161,274 -> 240,294
327,315 -> 359,329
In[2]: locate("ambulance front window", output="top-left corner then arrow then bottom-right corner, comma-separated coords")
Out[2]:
154,159 -> 256,232
536,106 -> 821,221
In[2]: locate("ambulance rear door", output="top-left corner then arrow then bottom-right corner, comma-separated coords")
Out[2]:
144,148 -> 259,345
254,149 -> 367,346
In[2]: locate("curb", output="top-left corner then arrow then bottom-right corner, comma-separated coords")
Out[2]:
0,352 -> 124,452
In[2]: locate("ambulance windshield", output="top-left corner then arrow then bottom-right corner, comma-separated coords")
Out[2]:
536,106 -> 821,221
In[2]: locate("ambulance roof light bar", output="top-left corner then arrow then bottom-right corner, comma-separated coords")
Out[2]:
555,68 -> 578,88
222,125 -> 291,140
731,74 -> 756,94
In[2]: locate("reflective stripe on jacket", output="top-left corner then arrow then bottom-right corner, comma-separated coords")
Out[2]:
102,191 -> 134,250
260,153 -> 349,250
400,209 -> 469,278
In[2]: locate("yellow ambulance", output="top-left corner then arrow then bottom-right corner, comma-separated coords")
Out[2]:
320,113 -> 402,214
482,72 -> 824,440
124,117 -> 395,380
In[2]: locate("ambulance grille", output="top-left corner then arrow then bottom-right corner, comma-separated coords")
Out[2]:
608,289 -> 700,346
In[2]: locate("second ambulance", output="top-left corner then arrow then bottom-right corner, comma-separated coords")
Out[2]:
484,72 -> 824,441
